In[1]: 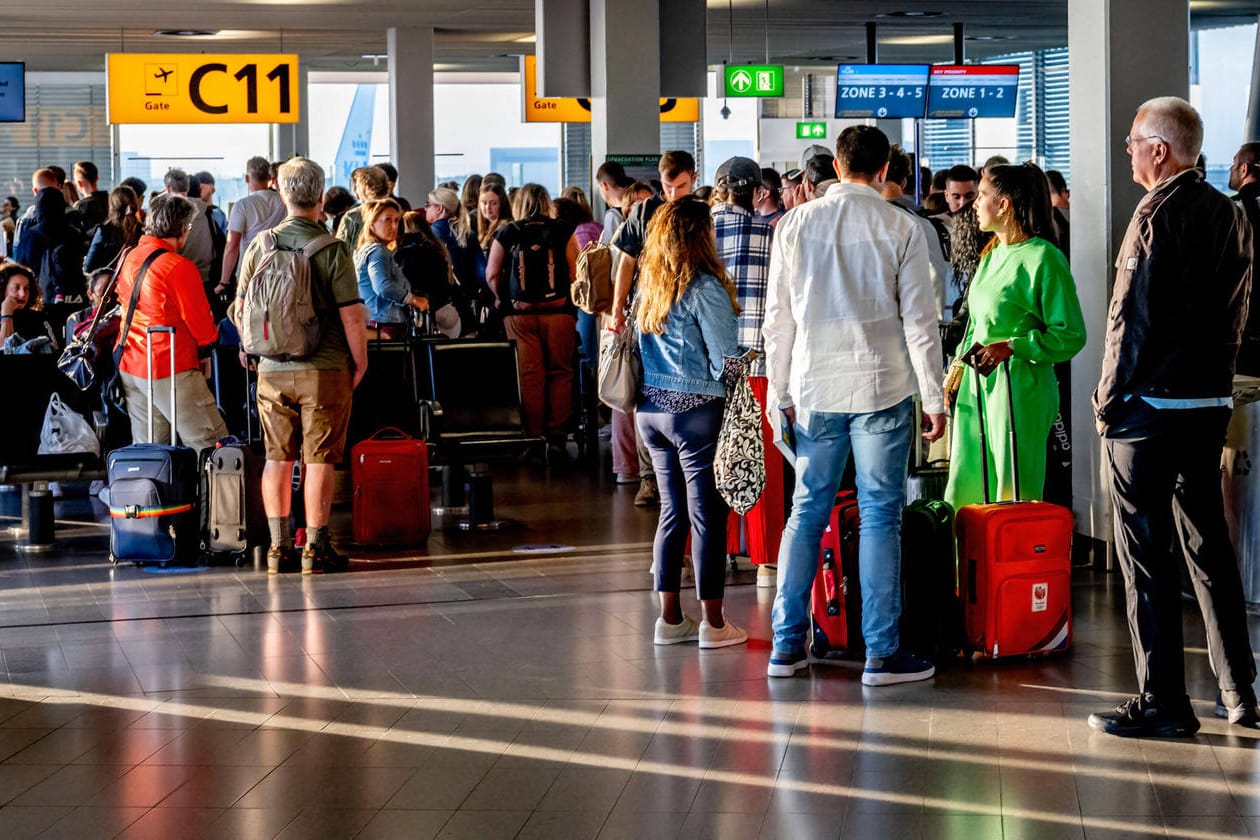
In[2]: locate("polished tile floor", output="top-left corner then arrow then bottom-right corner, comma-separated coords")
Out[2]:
1,466 -> 1260,840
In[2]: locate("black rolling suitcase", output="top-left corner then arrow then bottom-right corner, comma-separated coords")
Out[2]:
899,401 -> 963,660
107,326 -> 200,567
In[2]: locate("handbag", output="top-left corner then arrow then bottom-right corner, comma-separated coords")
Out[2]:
57,246 -> 132,391
943,358 -> 965,414
597,296 -> 642,413
714,365 -> 766,515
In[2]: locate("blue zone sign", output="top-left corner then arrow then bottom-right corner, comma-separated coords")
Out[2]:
926,65 -> 1020,119
834,64 -> 929,119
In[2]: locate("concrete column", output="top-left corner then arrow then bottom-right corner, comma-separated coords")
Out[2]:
589,0 -> 661,178
270,62 -> 308,161
388,26 -> 436,203
1067,0 -> 1189,556
1246,15 -> 1260,141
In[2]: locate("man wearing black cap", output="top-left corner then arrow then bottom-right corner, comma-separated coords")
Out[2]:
713,157 -> 782,587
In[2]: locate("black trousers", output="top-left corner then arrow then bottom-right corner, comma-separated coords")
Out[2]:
1104,401 -> 1257,704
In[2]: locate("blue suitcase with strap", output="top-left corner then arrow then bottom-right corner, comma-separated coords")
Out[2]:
107,326 -> 200,566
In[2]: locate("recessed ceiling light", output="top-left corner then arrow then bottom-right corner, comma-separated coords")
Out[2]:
361,54 -> 388,60
965,35 -> 1014,41
153,29 -> 218,37
876,11 -> 945,18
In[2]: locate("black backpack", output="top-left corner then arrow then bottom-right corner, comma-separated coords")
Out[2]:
505,219 -> 568,311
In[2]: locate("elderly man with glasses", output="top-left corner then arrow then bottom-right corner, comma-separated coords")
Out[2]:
1090,96 -> 1257,738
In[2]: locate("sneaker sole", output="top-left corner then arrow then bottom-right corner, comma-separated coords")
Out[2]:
654,633 -> 700,645
699,633 -> 748,649
1087,716 -> 1201,738
755,577 -> 776,589
861,666 -> 936,687
767,659 -> 810,677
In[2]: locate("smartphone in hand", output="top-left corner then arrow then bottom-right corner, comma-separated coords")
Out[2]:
962,341 -> 999,377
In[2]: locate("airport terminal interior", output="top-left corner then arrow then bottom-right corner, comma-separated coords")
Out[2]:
6,0 -> 1260,838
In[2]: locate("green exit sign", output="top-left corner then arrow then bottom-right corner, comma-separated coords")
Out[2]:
724,64 -> 784,98
796,121 -> 827,140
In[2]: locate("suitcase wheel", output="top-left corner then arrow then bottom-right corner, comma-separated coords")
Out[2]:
809,638 -> 828,659
109,553 -> 118,566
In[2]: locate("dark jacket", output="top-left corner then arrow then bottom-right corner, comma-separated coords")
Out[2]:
1233,180 -> 1260,376
1094,169 -> 1254,428
74,190 -> 109,231
24,187 -> 88,302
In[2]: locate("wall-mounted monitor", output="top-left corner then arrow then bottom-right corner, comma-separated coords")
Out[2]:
834,64 -> 929,119
0,63 -> 25,123
926,64 -> 1019,119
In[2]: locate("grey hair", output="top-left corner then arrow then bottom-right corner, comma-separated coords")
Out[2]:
1136,96 -> 1203,165
163,168 -> 190,195
277,157 -> 325,210
145,193 -> 196,239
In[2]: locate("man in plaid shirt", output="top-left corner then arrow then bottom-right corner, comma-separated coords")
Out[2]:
712,156 -> 782,588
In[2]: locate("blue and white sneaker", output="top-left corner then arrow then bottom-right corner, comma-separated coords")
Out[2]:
767,649 -> 809,678
861,650 -> 935,686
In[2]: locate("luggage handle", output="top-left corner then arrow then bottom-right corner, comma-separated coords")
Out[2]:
821,548 -> 841,616
971,357 -> 1021,504
367,426 -> 414,442
146,325 -> 178,446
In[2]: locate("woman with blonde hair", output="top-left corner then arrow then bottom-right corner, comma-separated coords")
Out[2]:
426,186 -> 485,305
476,183 -> 513,254
355,198 -> 426,340
635,197 -> 747,650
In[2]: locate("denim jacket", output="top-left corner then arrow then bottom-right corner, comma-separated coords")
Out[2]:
638,272 -> 738,399
355,242 -> 410,324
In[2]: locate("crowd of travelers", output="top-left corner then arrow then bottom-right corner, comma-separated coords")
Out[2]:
3,92 -> 1259,735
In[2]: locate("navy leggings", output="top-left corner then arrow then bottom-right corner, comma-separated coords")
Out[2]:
636,400 -> 728,601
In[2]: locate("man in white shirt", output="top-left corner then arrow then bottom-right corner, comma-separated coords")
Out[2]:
763,125 -> 946,685
216,156 -> 286,297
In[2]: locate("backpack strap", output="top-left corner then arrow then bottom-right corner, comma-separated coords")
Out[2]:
301,232 -> 340,259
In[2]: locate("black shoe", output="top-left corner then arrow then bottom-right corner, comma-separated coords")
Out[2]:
1215,690 -> 1260,727
1088,694 -> 1200,738
301,542 -> 350,574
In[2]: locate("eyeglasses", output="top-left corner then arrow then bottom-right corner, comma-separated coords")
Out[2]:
1125,134 -> 1166,148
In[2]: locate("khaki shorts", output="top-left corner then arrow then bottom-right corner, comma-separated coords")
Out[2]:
256,368 -> 353,464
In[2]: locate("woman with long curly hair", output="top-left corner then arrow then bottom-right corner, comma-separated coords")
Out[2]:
635,197 -> 747,650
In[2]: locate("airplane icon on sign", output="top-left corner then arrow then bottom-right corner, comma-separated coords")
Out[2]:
153,68 -> 173,83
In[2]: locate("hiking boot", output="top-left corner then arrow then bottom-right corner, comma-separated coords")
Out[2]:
1087,694 -> 1199,738
861,650 -> 936,687
653,616 -> 701,645
301,542 -> 350,574
756,564 -> 778,588
634,477 -> 659,507
699,618 -> 748,649
767,649 -> 809,678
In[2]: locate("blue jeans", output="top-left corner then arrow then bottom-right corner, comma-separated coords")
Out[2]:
637,400 -> 728,601
771,397 -> 913,659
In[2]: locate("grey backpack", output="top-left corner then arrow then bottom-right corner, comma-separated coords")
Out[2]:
239,231 -> 339,361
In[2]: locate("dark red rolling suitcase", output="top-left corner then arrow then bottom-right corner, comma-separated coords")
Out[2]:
351,427 -> 431,546
956,360 -> 1073,659
809,491 -> 863,659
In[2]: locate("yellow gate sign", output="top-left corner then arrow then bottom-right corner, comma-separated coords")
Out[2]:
521,56 -> 698,123
107,54 -> 299,124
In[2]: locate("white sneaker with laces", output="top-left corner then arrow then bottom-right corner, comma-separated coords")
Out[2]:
699,619 -> 748,649
654,616 -> 701,645
756,565 -> 777,588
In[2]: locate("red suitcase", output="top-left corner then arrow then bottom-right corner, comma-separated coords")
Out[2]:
351,427 -> 431,546
956,360 -> 1072,659
810,491 -> 863,659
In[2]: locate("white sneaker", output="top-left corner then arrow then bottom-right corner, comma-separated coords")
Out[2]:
756,565 -> 777,588
699,619 -> 748,649
654,616 -> 701,645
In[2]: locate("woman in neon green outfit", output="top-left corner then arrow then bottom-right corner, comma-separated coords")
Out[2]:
944,163 -> 1087,511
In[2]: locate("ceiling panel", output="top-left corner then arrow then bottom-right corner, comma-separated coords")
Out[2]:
1,1 -> 1257,73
